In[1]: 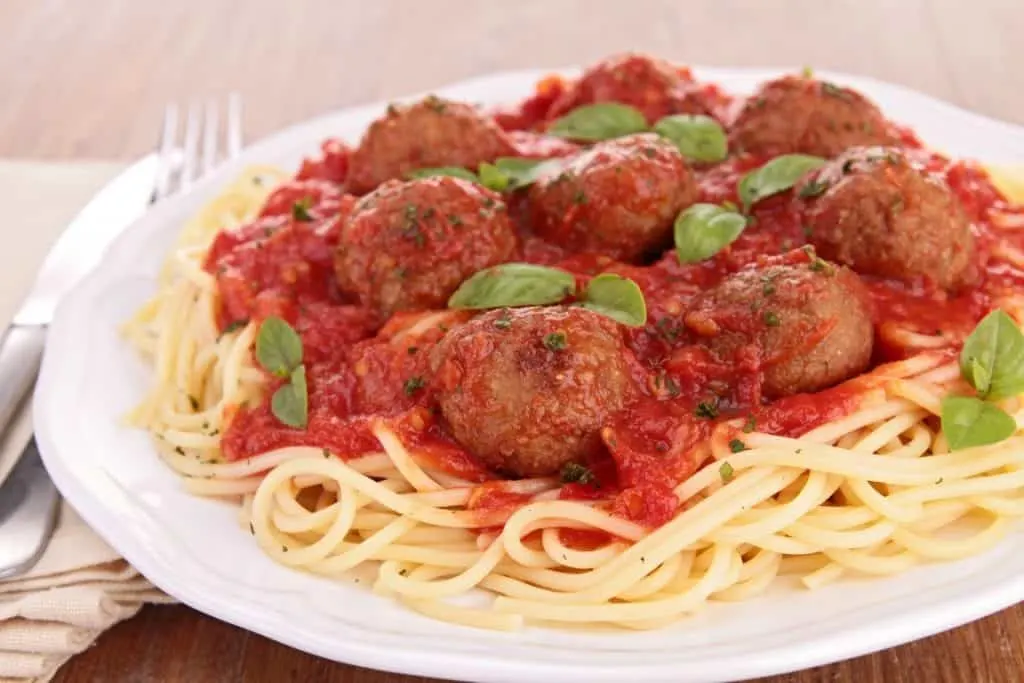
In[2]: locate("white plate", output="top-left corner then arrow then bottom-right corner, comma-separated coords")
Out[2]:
34,67 -> 1024,683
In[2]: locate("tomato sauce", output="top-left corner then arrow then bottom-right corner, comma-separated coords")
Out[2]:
207,71 -> 1022,532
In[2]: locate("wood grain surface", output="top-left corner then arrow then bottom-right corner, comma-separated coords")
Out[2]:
0,0 -> 1021,681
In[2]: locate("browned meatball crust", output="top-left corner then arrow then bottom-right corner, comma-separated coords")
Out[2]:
346,96 -> 515,194
431,306 -> 635,477
730,75 -> 897,158
799,146 -> 976,291
547,53 -> 709,124
684,255 -> 874,398
335,177 -> 517,320
526,134 -> 698,261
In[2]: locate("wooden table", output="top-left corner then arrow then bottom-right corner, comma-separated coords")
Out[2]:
2,1 -> 1022,681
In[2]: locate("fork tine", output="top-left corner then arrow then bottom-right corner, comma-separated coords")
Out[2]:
227,92 -> 243,159
180,102 -> 202,190
154,103 -> 179,200
201,100 -> 219,175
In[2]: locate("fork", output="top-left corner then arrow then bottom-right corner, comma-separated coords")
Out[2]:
0,94 -> 244,580
156,93 -> 244,198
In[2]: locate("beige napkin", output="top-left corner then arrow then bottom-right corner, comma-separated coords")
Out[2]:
0,161 -> 175,683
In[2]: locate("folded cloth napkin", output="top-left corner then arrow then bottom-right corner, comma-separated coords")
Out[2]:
0,161 -> 174,683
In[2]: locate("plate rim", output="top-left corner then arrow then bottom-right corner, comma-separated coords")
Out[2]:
34,64 -> 1024,683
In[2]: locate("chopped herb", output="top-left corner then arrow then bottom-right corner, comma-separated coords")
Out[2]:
386,103 -> 399,116
249,522 -> 255,535
322,448 -> 331,459
655,442 -> 669,452
743,415 -> 757,433
403,376 -> 426,396
729,439 -> 747,453
407,346 -> 419,355
821,82 -> 849,99
282,546 -> 288,553
664,375 -> 681,397
841,159 -> 855,174
560,462 -> 595,485
573,189 -> 588,205
493,310 -> 512,330
763,311 -> 781,327
482,197 -> 496,209
936,477 -> 944,485
801,66 -> 814,79
174,446 -> 186,455
801,225 -> 813,239
860,121 -> 874,134
399,568 -> 409,577
890,196 -> 905,214
798,178 -> 829,198
425,95 -> 447,114
719,461 -> 735,483
291,197 -> 314,221
402,223 -> 425,246
222,319 -> 248,336
543,332 -> 567,351
695,401 -> 719,419
809,257 -> 833,274
394,266 -> 408,279
655,316 -> 681,342
762,281 -> 777,296
641,146 -> 658,158
188,395 -> 199,411
447,213 -> 463,226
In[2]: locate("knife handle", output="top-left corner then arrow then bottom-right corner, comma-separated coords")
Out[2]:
0,325 -> 46,434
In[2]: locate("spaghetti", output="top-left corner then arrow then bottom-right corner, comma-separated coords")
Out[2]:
123,57 -> 1024,630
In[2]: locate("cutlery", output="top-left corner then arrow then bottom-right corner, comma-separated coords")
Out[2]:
0,95 -> 243,578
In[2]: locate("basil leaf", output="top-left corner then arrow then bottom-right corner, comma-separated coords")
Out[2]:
477,163 -> 509,192
940,395 -> 1016,451
493,157 -> 564,189
406,166 -> 480,182
960,309 -> 1024,399
256,316 -> 303,378
737,154 -> 826,211
448,263 -> 576,309
652,114 -> 728,163
674,203 -> 748,263
580,274 -> 647,327
271,366 -> 308,429
548,103 -> 649,142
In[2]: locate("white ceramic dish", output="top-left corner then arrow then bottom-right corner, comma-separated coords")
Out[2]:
34,67 -> 1024,683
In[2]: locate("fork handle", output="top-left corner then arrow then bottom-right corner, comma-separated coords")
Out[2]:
0,325 -> 46,434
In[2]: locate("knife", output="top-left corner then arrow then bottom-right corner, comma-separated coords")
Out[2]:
0,155 -> 158,430
0,154 -> 159,576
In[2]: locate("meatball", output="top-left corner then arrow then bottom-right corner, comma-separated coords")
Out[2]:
431,306 -> 635,477
346,96 -> 515,194
526,134 -> 697,261
548,53 -> 708,124
684,254 -> 874,398
730,75 -> 896,157
799,147 -> 976,291
335,177 -> 517,319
